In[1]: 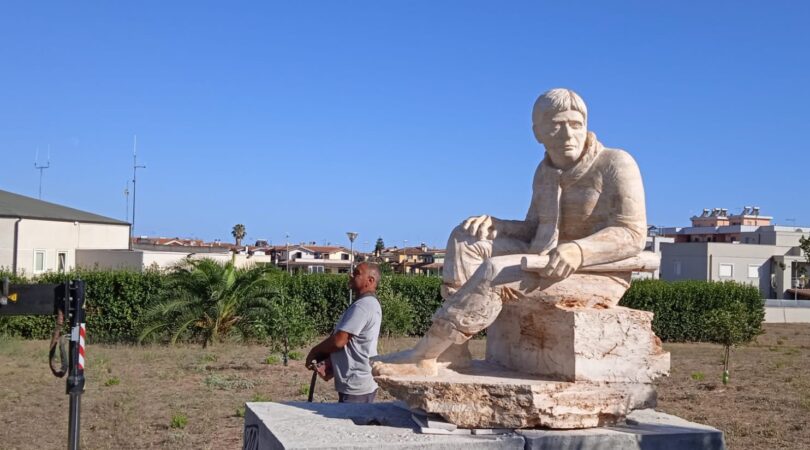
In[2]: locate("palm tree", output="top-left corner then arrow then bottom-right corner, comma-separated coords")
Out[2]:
232,224 -> 246,246
139,258 -> 278,348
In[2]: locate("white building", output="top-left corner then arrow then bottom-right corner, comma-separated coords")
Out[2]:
0,189 -> 130,275
659,208 -> 808,298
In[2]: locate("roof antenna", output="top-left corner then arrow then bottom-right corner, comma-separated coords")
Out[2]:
34,146 -> 51,199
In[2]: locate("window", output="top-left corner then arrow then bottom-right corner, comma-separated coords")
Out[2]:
673,261 -> 682,276
748,265 -> 759,278
295,252 -> 302,259
34,250 -> 46,272
58,252 -> 67,273
308,266 -> 325,274
719,264 -> 734,277
341,254 -> 349,260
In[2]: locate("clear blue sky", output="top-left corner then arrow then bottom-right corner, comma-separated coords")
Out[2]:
2,1 -> 808,252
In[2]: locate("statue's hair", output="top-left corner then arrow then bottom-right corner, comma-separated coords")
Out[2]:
532,88 -> 587,125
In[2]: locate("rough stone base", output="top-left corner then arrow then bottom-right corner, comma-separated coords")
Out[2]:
375,361 -> 656,429
487,304 -> 670,383
243,402 -> 725,450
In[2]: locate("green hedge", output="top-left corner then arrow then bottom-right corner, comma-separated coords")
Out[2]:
0,269 -> 168,342
0,270 -> 443,343
2,269 -> 764,346
619,279 -> 764,343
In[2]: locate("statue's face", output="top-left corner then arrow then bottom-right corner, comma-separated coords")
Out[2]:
534,110 -> 587,169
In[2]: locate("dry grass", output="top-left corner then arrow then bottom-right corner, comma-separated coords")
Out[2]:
0,324 -> 808,449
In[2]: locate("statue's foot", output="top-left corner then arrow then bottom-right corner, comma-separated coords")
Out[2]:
371,350 -> 439,377
438,342 -> 472,369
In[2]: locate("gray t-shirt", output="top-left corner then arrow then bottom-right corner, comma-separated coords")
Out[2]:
330,293 -> 382,395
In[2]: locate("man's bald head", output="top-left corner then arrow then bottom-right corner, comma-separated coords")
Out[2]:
351,262 -> 381,296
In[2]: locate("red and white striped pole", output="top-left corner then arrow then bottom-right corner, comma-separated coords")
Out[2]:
67,280 -> 86,450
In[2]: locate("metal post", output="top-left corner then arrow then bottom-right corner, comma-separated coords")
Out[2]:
131,136 -> 146,243
66,280 -> 86,450
346,232 -> 358,302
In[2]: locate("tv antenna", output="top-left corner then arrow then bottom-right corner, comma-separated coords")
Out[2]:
131,135 -> 146,241
34,146 -> 51,199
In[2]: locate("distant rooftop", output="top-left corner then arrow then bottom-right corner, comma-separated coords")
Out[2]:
0,189 -> 128,226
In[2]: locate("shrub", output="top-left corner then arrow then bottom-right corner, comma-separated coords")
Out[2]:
378,290 -> 414,337
170,413 -> 188,429
619,279 -> 764,343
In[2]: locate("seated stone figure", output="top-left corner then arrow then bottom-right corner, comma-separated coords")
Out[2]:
374,88 -> 647,377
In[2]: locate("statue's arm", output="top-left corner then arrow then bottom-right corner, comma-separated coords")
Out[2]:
573,151 -> 647,266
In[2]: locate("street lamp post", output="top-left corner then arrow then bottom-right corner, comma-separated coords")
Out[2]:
285,233 -> 291,275
347,232 -> 358,302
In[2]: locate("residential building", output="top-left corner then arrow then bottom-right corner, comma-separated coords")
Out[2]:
380,243 -> 445,275
269,244 -> 354,274
0,189 -> 130,275
658,207 -> 808,298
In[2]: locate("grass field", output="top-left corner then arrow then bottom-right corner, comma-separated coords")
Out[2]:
1,324 -> 808,449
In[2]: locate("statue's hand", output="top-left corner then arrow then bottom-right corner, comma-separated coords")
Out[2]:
461,214 -> 498,240
541,243 -> 583,279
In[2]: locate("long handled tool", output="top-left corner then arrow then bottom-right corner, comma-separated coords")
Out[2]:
307,360 -> 318,402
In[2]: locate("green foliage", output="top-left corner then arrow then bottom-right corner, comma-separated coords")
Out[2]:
263,354 -> 280,365
287,350 -> 303,361
232,224 -> 246,246
104,376 -> 121,386
170,413 -> 188,429
382,275 -> 442,335
1,268 -> 446,344
374,238 -> 385,256
138,259 -> 280,347
0,269 -> 167,342
378,290 -> 414,337
799,235 -> 810,264
690,372 -> 705,381
235,406 -> 245,418
619,279 -> 764,343
204,374 -> 255,390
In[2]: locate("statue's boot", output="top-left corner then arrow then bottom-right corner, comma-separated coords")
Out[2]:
372,320 -> 467,377
437,341 -> 472,369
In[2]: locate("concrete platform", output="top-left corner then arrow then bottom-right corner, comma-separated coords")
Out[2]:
243,402 -> 725,450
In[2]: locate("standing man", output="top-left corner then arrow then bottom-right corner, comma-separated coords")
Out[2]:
306,262 -> 382,403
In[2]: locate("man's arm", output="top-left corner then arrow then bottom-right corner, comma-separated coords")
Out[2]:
305,331 -> 351,367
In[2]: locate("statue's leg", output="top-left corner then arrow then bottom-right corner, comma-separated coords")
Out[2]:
373,255 -> 527,377
440,229 -> 529,367
441,225 -> 493,298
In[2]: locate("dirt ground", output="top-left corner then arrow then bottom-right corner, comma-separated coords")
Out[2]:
1,324 -> 808,449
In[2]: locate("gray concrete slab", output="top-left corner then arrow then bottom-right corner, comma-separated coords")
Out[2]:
243,403 -> 724,450
243,401 -> 526,449
519,409 -> 725,450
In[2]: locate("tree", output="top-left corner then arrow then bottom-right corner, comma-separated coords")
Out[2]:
262,290 -> 314,366
374,237 -> 385,256
232,224 -> 246,246
138,259 -> 278,348
705,303 -> 748,385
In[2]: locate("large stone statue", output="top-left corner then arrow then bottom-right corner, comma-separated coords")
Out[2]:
373,89 -> 670,429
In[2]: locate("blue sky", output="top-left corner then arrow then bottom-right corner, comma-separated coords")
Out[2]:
1,1 -> 808,252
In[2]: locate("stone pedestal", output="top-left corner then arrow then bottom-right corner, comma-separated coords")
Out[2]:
243,402 -> 725,450
486,304 -> 670,383
375,361 -> 656,429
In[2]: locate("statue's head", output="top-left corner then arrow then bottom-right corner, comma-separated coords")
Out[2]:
532,88 -> 588,170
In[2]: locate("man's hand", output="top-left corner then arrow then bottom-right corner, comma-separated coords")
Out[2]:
461,214 -> 498,240
540,242 -> 583,279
